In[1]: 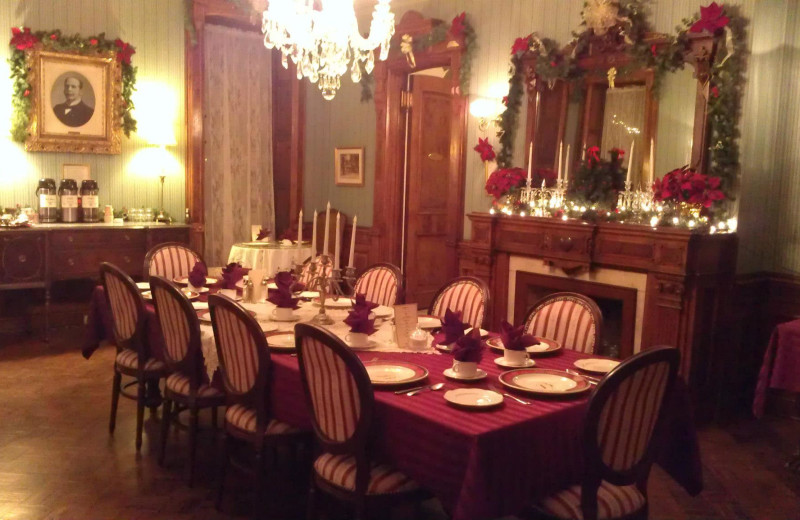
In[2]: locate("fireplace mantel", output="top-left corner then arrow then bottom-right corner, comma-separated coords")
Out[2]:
458,212 -> 738,417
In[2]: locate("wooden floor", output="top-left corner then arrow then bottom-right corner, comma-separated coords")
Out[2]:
1,330 -> 800,520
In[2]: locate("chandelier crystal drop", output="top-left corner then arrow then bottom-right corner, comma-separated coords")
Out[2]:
262,0 -> 395,100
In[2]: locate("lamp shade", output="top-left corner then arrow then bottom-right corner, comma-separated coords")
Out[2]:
128,145 -> 180,178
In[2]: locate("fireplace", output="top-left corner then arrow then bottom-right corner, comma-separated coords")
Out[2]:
507,255 -> 648,359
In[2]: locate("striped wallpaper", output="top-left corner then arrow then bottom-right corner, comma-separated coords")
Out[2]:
0,0 -> 186,222
306,0 -> 800,274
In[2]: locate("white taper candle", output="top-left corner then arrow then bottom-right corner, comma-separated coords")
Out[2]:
334,212 -> 341,269
298,209 -> 303,245
627,140 -> 634,184
311,210 -> 318,256
527,142 -> 533,184
649,138 -> 655,185
348,215 -> 357,268
564,144 -> 571,182
323,201 -> 331,255
557,141 -> 563,180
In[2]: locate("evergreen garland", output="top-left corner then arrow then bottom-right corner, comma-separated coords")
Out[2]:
8,28 -> 137,143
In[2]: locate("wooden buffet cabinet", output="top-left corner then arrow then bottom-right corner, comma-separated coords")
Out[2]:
459,213 -> 738,417
0,223 -> 190,331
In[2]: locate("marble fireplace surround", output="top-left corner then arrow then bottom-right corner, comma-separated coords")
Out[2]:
508,255 -> 648,353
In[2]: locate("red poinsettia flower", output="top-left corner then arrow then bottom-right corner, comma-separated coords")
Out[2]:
89,38 -> 98,46
711,85 -> 720,97
690,2 -> 730,33
23,89 -> 29,97
485,168 -> 527,199
114,38 -> 136,65
651,43 -> 658,57
450,12 -> 467,38
587,146 -> 601,165
10,27 -> 39,50
474,137 -> 496,162
511,35 -> 531,56
49,33 -> 57,40
610,147 -> 625,159
653,166 -> 726,208
502,96 -> 508,106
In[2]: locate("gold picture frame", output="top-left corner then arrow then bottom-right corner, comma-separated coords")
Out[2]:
334,147 -> 364,186
26,49 -> 121,154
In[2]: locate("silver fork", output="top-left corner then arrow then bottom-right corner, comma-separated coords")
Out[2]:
489,383 -> 531,405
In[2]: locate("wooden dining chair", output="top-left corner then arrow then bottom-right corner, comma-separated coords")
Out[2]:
527,346 -> 680,520
428,276 -> 491,329
523,292 -> 603,354
143,242 -> 203,282
150,275 -> 225,486
208,294 -> 307,517
295,323 -> 428,520
101,262 -> 168,451
353,262 -> 404,306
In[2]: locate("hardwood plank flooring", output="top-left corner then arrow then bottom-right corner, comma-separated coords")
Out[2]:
0,330 -> 799,519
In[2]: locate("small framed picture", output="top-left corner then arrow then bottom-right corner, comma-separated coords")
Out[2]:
334,147 -> 364,186
62,163 -> 90,181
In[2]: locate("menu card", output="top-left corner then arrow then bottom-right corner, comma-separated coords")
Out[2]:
393,303 -> 419,349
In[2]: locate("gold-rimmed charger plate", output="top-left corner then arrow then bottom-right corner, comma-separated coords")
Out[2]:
498,368 -> 591,396
265,331 -> 296,352
363,360 -> 428,387
486,336 -> 561,355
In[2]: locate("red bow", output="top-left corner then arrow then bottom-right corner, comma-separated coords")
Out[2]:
587,146 -> 601,164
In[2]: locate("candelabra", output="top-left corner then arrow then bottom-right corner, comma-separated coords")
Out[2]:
293,254 -> 357,325
617,182 -> 655,220
520,179 -> 567,216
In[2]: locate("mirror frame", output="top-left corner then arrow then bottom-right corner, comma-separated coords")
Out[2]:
521,31 -> 721,179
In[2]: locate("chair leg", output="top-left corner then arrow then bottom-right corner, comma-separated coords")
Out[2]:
354,497 -> 367,520
188,405 -> 200,487
135,379 -> 146,451
211,406 -> 219,431
109,371 -> 122,434
158,398 -> 172,466
306,479 -> 318,520
216,435 -> 230,511
253,446 -> 264,520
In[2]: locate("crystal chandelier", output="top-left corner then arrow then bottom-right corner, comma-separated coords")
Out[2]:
262,0 -> 395,100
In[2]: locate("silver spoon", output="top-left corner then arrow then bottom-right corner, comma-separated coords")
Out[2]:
502,392 -> 531,405
406,382 -> 445,397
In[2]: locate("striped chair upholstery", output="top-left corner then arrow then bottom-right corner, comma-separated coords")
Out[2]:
152,283 -> 190,362
313,453 -> 420,495
530,347 -> 679,520
298,256 -> 332,287
353,263 -> 402,306
165,373 -> 221,399
300,335 -> 362,442
524,293 -> 602,354
429,277 -> 489,329
105,271 -> 139,342
212,304 -> 259,394
116,349 -> 165,372
225,403 -> 301,435
145,243 -> 202,281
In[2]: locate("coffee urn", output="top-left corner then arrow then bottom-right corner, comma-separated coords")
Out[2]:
58,179 -> 79,223
80,180 -> 100,222
36,178 -> 58,223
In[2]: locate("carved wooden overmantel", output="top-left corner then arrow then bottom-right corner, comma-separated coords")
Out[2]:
459,213 -> 737,417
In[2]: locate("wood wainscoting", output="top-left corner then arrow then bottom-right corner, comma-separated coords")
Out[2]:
459,212 -> 738,420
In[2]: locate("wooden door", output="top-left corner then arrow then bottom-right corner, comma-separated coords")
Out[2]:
405,75 -> 456,307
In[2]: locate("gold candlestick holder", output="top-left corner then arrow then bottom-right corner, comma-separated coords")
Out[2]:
293,254 -> 358,325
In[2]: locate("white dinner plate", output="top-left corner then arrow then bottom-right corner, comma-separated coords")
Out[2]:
443,367 -> 487,381
313,297 -> 353,309
266,332 -> 295,351
486,336 -> 562,355
465,327 -> 489,337
444,388 -> 503,409
142,289 -> 198,301
373,305 -> 394,318
136,282 -> 149,291
270,314 -> 302,322
574,358 -> 620,374
494,357 -> 536,368
347,339 -> 377,351
363,360 -> 428,386
191,302 -> 209,311
499,369 -> 592,396
417,316 -> 441,329
299,291 -> 320,299
259,322 -> 278,333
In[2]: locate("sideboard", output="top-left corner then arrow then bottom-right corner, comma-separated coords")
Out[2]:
458,212 -> 738,418
0,223 -> 190,336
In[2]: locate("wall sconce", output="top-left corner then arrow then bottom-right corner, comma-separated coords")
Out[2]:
469,97 -> 504,133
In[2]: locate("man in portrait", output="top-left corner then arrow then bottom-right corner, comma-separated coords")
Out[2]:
52,75 -> 94,127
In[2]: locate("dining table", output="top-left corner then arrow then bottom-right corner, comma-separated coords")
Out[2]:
83,282 -> 703,520
226,240 -> 312,276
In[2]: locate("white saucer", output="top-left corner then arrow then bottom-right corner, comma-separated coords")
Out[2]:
259,322 -> 278,333
494,357 -> 536,368
373,305 -> 394,318
417,316 -> 442,329
574,358 -> 620,374
136,282 -> 149,291
435,342 -> 454,353
270,314 -> 302,322
444,388 -> 503,409
347,340 -> 377,350
443,367 -> 487,381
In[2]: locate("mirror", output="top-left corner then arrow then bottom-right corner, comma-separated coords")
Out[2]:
654,67 -> 698,177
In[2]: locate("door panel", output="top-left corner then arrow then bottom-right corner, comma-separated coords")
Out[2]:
405,75 -> 455,307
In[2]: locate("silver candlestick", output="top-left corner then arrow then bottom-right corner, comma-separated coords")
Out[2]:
293,255 -> 358,325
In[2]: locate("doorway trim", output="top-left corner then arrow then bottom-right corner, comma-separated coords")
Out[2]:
371,11 -> 468,271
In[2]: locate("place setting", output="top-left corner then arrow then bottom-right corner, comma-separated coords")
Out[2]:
342,295 -> 379,350
492,321 -> 539,369
266,271 -> 303,322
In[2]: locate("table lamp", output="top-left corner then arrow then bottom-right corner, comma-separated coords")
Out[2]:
146,128 -> 177,223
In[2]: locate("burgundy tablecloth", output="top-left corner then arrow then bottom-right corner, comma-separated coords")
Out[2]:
753,318 -> 800,418
84,286 -> 703,520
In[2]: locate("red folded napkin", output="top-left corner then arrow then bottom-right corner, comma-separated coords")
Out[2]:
352,293 -> 379,313
221,262 -> 245,290
500,320 -> 538,351
267,270 -> 300,309
452,329 -> 484,362
256,227 -> 271,241
433,309 -> 469,347
344,306 -> 376,335
188,261 -> 208,289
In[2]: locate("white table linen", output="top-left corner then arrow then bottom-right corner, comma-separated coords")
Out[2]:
227,243 -> 312,276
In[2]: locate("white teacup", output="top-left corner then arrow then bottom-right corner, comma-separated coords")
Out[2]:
503,348 -> 529,366
452,360 -> 478,378
346,332 -> 368,348
218,288 -> 236,299
271,307 -> 294,321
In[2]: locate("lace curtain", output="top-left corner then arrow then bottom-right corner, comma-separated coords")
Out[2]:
203,24 -> 275,266
600,86 -> 646,183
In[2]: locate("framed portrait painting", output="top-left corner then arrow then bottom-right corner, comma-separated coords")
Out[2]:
27,50 -> 121,154
334,147 -> 364,186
